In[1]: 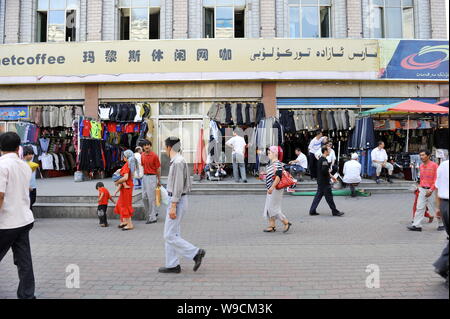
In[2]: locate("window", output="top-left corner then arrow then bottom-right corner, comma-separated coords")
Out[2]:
118,0 -> 160,40
36,0 -> 78,42
288,0 -> 331,38
370,0 -> 415,38
203,0 -> 246,38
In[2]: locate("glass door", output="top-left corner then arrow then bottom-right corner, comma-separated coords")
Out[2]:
158,120 -> 203,176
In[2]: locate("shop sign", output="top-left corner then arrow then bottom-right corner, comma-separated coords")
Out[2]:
0,106 -> 29,120
380,40 -> 449,80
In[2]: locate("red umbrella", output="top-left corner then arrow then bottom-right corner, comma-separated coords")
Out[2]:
193,127 -> 206,176
387,99 -> 449,114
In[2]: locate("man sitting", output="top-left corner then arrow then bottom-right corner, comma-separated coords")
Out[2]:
343,153 -> 362,197
371,141 -> 394,184
285,148 -> 308,181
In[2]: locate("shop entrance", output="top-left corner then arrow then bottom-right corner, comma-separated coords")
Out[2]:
158,120 -> 203,176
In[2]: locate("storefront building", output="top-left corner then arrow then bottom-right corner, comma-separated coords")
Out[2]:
0,0 -> 448,178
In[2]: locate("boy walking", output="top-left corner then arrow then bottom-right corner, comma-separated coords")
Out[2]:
23,146 -> 39,212
96,182 -> 115,227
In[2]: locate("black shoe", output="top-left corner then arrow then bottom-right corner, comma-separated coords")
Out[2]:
193,249 -> 206,272
437,226 -> 445,231
243,180 -> 248,183
158,265 -> 181,273
333,211 -> 345,217
387,178 -> 393,184
434,268 -> 448,280
309,212 -> 320,216
146,220 -> 157,224
407,225 -> 422,232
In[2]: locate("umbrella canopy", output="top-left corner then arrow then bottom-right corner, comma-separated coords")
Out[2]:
360,99 -> 449,116
436,98 -> 449,107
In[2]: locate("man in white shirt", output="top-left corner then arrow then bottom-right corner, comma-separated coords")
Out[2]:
308,131 -> 327,180
286,148 -> 308,181
433,160 -> 449,285
371,141 -> 394,184
315,140 -> 336,167
0,132 -> 36,299
226,129 -> 247,183
343,153 -> 362,197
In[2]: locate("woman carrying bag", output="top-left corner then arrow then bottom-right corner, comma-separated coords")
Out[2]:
263,146 -> 293,233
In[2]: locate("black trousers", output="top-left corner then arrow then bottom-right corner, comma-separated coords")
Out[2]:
0,223 -> 35,299
30,189 -> 37,212
433,199 -> 449,277
309,184 -> 339,215
97,205 -> 108,225
308,153 -> 318,179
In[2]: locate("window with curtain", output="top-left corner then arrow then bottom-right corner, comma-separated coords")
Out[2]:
36,0 -> 78,42
203,0 -> 246,38
370,0 -> 415,39
288,0 -> 331,38
118,0 -> 161,40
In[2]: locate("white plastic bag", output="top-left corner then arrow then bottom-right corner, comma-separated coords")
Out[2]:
160,185 -> 169,206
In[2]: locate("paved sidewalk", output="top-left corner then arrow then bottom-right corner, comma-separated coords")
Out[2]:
0,194 -> 448,299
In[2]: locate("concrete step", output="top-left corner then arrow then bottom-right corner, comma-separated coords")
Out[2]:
36,193 -> 142,204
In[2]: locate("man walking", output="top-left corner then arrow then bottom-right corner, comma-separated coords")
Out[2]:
408,150 -> 442,232
0,132 -> 36,299
158,137 -> 206,274
309,146 -> 345,217
308,131 -> 327,180
226,128 -> 247,183
371,141 -> 394,184
140,140 -> 161,224
433,160 -> 449,286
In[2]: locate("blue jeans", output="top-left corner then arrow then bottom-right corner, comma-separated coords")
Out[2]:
232,153 -> 247,182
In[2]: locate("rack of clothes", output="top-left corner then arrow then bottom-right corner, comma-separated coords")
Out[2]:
207,102 -> 265,126
28,105 -> 83,128
98,102 -> 151,122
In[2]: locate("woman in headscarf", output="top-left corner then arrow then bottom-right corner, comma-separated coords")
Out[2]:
263,146 -> 292,233
114,150 -> 135,231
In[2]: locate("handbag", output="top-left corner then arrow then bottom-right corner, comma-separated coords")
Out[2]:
273,163 -> 297,190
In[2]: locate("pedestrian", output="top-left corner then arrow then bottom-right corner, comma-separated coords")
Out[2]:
158,137 -> 206,274
308,130 -> 327,180
225,128 -> 248,183
309,145 -> 345,217
285,147 -> 308,181
95,182 -> 115,227
407,150 -> 442,232
22,146 -> 39,212
432,160 -> 449,286
134,146 -> 144,190
114,150 -> 135,231
371,141 -> 394,184
316,140 -> 337,171
140,140 -> 161,224
263,146 -> 292,233
343,153 -> 362,197
0,132 -> 36,299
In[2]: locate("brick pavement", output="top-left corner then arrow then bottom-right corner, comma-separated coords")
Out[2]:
0,194 -> 448,299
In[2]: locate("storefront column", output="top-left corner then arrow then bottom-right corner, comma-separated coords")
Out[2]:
261,82 -> 276,117
84,84 -> 99,119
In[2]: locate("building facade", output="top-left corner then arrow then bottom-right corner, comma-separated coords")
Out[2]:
0,0 -> 448,175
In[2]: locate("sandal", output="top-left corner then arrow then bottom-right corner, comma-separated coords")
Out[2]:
263,227 -> 276,233
283,222 -> 292,233
118,224 -> 127,229
122,226 -> 134,231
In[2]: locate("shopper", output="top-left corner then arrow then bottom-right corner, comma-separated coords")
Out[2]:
140,140 -> 161,224
309,146 -> 345,217
408,150 -> 441,232
226,128 -> 248,183
158,137 -> 206,274
134,146 -> 144,190
343,153 -> 362,197
371,141 -> 394,184
263,146 -> 292,233
0,132 -> 36,299
95,182 -> 115,227
285,147 -> 308,181
22,146 -> 39,212
114,150 -> 135,231
308,130 -> 327,180
433,160 -> 449,286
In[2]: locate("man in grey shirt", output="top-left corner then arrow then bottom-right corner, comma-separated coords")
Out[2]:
158,137 -> 206,274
